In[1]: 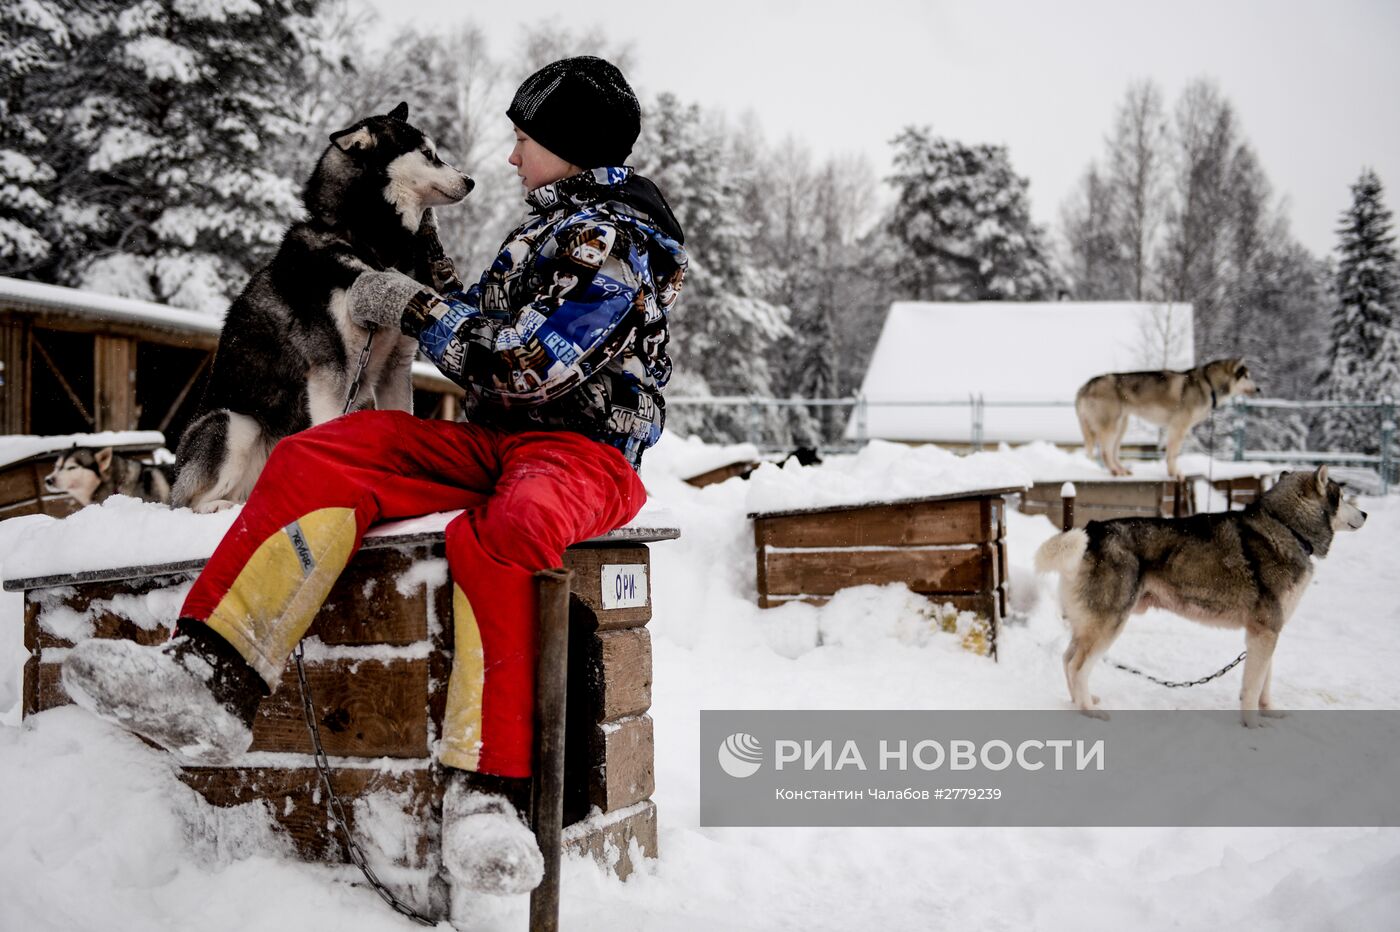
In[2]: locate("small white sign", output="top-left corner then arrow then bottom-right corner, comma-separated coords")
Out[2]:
601,563 -> 648,610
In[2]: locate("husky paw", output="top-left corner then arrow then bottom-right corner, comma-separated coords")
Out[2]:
1240,711 -> 1274,728
192,499 -> 239,514
1079,707 -> 1110,721
1259,708 -> 1288,719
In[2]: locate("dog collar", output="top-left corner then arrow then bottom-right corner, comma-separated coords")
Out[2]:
1284,523 -> 1314,555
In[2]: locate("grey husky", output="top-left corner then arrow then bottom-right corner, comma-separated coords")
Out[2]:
1034,467 -> 1365,725
1076,358 -> 1259,478
172,102 -> 472,512
45,446 -> 173,507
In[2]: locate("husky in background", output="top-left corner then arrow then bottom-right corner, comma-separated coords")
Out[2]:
172,102 -> 473,512
45,446 -> 173,507
1035,466 -> 1366,725
1075,358 -> 1259,478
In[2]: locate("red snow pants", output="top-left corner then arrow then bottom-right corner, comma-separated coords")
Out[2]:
178,409 -> 647,777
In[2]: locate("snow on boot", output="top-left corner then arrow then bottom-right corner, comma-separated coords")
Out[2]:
441,779 -> 544,895
61,621 -> 267,765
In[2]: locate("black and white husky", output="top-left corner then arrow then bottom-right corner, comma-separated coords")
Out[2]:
45,446 -> 173,507
172,102 -> 472,512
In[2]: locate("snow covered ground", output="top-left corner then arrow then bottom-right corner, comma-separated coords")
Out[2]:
1,435 -> 1397,930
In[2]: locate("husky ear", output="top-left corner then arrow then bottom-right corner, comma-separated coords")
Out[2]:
1315,465 -> 1329,495
330,123 -> 375,153
388,101 -> 409,121
94,447 -> 113,477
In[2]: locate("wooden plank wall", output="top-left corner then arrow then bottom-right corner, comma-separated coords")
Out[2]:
1019,479 -> 1193,527
22,538 -> 661,898
753,496 -> 1007,656
93,334 -> 137,432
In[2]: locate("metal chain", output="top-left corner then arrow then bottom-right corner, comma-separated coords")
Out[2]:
284,332 -> 438,926
293,642 -> 438,926
342,325 -> 377,416
1107,650 -> 1248,688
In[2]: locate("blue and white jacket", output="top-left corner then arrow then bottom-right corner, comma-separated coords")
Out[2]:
403,167 -> 687,468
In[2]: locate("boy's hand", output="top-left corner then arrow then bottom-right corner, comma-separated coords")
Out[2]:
347,271 -> 432,332
415,209 -> 464,293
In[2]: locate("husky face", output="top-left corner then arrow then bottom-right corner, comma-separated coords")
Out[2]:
1271,466 -> 1366,555
1313,466 -> 1368,532
327,102 -> 474,231
1206,357 -> 1260,399
44,446 -> 109,506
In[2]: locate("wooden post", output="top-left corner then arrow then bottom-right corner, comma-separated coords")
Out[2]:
0,314 -> 31,434
1172,477 -> 1185,518
530,567 -> 572,932
93,334 -> 138,431
1060,482 -> 1076,532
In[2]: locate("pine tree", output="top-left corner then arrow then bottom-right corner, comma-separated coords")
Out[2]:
632,93 -> 793,443
0,0 -> 68,274
887,127 -> 1059,301
21,0 -> 323,311
1316,169 -> 1400,452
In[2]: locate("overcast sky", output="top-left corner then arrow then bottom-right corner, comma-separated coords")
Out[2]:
366,0 -> 1399,258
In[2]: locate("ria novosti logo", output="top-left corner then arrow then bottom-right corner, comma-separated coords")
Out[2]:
717,732 -> 763,778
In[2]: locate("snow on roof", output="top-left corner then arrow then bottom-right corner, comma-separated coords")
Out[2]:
640,433 -> 760,483
0,274 -> 221,336
0,431 -> 168,469
0,275 -> 454,387
851,301 -> 1194,444
992,441 -> 1283,482
745,439 -> 1031,516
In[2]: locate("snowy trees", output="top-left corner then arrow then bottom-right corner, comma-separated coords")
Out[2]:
0,0 -> 67,275
886,127 -> 1060,302
631,93 -> 793,442
1061,81 -> 1168,302
1315,169 -> 1400,453
1059,78 -> 1335,450
2,0 -> 323,310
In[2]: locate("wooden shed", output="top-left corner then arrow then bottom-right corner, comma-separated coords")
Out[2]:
0,276 -> 465,451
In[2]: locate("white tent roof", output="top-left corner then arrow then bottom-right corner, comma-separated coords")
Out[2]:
850,301 -> 1194,444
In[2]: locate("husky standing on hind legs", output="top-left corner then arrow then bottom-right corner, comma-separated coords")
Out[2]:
1075,358 -> 1259,479
1034,467 -> 1366,726
173,102 -> 473,512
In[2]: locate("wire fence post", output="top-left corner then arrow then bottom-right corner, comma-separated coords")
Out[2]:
1380,394 -> 1396,495
1231,396 -> 1247,462
970,393 -> 984,452
854,391 -> 867,446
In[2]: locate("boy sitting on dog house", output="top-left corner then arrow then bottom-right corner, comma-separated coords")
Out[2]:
60,56 -> 686,895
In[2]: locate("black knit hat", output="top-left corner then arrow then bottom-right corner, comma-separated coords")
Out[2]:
507,56 -> 640,169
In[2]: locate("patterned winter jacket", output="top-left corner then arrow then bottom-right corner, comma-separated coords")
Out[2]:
403,167 -> 687,467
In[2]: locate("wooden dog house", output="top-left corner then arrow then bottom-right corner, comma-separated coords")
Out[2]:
1018,476 -> 1197,527
749,487 -> 1020,658
9,516 -> 675,920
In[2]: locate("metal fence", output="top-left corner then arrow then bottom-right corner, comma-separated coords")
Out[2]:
666,394 -> 1400,494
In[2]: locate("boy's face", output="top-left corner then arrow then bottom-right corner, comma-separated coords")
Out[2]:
509,126 -> 581,192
